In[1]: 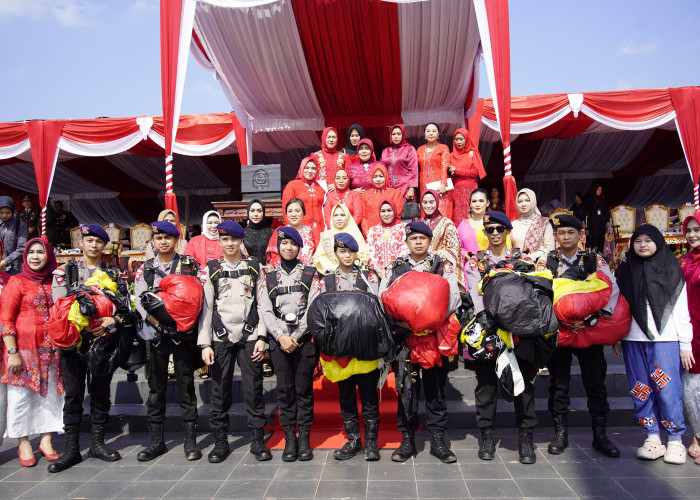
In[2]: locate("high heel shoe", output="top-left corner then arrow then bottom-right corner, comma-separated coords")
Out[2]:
18,449 -> 36,467
38,446 -> 60,462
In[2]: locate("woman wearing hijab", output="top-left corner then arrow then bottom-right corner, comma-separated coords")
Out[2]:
340,124 -> 364,165
347,139 -> 384,193
417,123 -> 453,219
243,200 -> 275,264
361,164 -> 404,234
266,198 -> 316,267
420,190 -> 463,289
184,210 -> 223,268
614,225 -> 693,464
323,169 -> 363,229
282,157 -> 324,233
311,127 -> 347,190
381,124 -> 418,201
0,195 -> 28,276
487,187 -> 506,214
584,184 -> 611,253
144,209 -> 188,260
366,200 -> 408,278
679,214 -> 700,464
313,204 -> 368,274
449,128 -> 486,227
0,239 -> 62,467
510,188 -> 555,263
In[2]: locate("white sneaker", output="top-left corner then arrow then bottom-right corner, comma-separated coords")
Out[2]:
664,442 -> 687,464
637,438 -> 666,460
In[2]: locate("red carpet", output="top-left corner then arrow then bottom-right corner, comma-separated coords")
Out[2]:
267,373 -> 403,449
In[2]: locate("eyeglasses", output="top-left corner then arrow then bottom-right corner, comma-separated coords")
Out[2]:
484,225 -> 507,234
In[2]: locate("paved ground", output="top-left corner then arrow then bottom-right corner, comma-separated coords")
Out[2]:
0,427 -> 697,499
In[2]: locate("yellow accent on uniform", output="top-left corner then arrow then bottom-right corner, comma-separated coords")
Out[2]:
320,357 -> 379,383
552,274 -> 609,304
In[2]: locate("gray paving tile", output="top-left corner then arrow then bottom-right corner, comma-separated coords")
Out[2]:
3,466 -> 51,482
591,457 -> 662,477
367,461 -> 415,481
465,479 -> 522,498
366,480 -> 418,499
182,463 -> 235,481
516,478 -> 576,497
46,465 -> 104,482
92,464 -> 154,482
64,480 -> 127,499
506,460 -> 560,478
320,462 -> 368,481
563,477 -> 632,498
135,464 -> 191,481
113,480 -> 176,499
549,460 -> 607,478
0,482 -> 43,499
616,477 -> 684,498
214,478 -> 271,498
664,478 -> 700,497
230,462 -> 279,479
646,458 -> 700,477
412,462 -> 461,481
264,479 -> 318,499
416,479 -> 469,499
316,480 -> 367,499
461,461 -> 511,480
166,479 -> 225,498
273,463 -> 324,481
18,480 -> 82,499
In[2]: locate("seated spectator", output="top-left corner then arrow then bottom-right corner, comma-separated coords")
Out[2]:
0,195 -> 27,275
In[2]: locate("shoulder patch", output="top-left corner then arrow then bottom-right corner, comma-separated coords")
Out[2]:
468,257 -> 479,271
443,261 -> 454,274
596,255 -> 607,269
313,274 -> 323,291
54,275 -> 65,286
368,271 -> 378,283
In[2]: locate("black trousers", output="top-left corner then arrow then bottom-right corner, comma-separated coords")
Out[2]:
60,348 -> 113,427
397,360 -> 449,432
147,339 -> 199,424
269,338 -> 317,427
338,369 -> 380,425
547,345 -> 609,418
473,355 -> 538,429
210,341 -> 266,430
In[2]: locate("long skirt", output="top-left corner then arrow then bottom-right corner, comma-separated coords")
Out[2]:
682,371 -> 700,439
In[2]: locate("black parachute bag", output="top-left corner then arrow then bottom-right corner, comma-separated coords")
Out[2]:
481,260 -> 559,338
308,290 -> 394,360
87,334 -> 122,378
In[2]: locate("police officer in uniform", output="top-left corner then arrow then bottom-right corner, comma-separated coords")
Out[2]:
17,195 -> 39,238
258,226 -> 321,462
545,214 -> 620,457
379,221 -> 461,464
134,221 -> 202,462
198,221 -> 271,463
49,225 -> 131,473
319,232 -> 382,461
465,211 -> 539,464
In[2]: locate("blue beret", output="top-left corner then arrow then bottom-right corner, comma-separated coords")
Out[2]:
333,232 -> 359,252
553,214 -> 583,231
217,221 -> 245,239
80,224 -> 110,243
277,226 -> 303,248
150,221 -> 180,237
482,211 -> 512,229
405,221 -> 433,239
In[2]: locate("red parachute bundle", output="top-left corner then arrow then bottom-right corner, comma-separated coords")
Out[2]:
554,271 -> 612,324
381,271 -> 449,333
156,274 -> 203,331
48,292 -> 116,348
437,314 -> 460,357
558,294 -> 632,348
406,333 -> 442,369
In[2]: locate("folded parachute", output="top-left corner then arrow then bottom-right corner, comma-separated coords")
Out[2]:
381,271 -> 449,333
140,274 -> 203,332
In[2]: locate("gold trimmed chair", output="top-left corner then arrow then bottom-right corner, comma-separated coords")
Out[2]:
69,226 -> 82,249
678,203 -> 695,224
102,224 -> 122,259
611,205 -> 636,239
548,207 -> 573,221
644,204 -> 670,233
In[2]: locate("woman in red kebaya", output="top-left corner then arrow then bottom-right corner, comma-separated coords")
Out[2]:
449,127 -> 486,227
381,124 -> 418,202
361,164 -> 404,234
417,123 -> 453,220
323,168 -> 363,230
365,199 -> 408,278
0,239 -> 63,467
311,127 -> 347,190
266,198 -> 316,267
282,157 -> 324,233
184,210 -> 223,268
347,139 -> 383,193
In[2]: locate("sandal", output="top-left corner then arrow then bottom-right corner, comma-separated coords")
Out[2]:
262,352 -> 274,378
688,441 -> 700,459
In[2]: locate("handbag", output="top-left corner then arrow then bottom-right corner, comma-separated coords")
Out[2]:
401,201 -> 421,220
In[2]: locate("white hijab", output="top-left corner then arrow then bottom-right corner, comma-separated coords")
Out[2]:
202,210 -> 222,240
516,188 -> 541,220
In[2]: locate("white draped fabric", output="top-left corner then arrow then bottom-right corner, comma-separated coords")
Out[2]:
0,162 -> 112,197
0,139 -> 30,160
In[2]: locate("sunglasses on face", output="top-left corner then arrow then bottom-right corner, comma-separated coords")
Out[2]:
484,225 -> 507,234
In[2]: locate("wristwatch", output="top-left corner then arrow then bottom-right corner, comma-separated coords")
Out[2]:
7,348 -> 18,355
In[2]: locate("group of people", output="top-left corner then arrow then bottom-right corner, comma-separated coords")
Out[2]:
0,121 -> 698,475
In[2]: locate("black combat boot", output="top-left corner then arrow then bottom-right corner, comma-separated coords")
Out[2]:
208,427 -> 230,463
297,425 -> 314,461
364,421 -> 380,461
547,415 -> 569,455
48,425 -> 82,473
137,423 -> 167,462
250,428 -> 272,461
429,429 -> 457,463
88,424 -> 121,462
183,421 -> 202,461
391,431 -> 417,462
591,416 -> 620,458
518,427 -> 536,464
282,425 -> 298,462
334,422 -> 363,460
478,427 -> 496,461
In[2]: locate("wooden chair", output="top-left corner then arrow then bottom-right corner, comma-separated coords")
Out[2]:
610,205 -> 636,238
69,226 -> 82,249
678,203 -> 695,224
644,204 -> 670,233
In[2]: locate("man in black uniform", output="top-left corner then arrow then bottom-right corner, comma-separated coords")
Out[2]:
49,224 -> 132,473
50,200 -> 78,248
198,221 -> 271,463
134,221 -> 202,462
545,214 -> 620,457
379,221 -> 461,464
17,194 -> 39,238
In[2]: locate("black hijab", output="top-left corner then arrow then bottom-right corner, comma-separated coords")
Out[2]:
243,199 -> 274,263
246,199 -> 269,230
343,124 -> 364,156
616,224 -> 684,339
